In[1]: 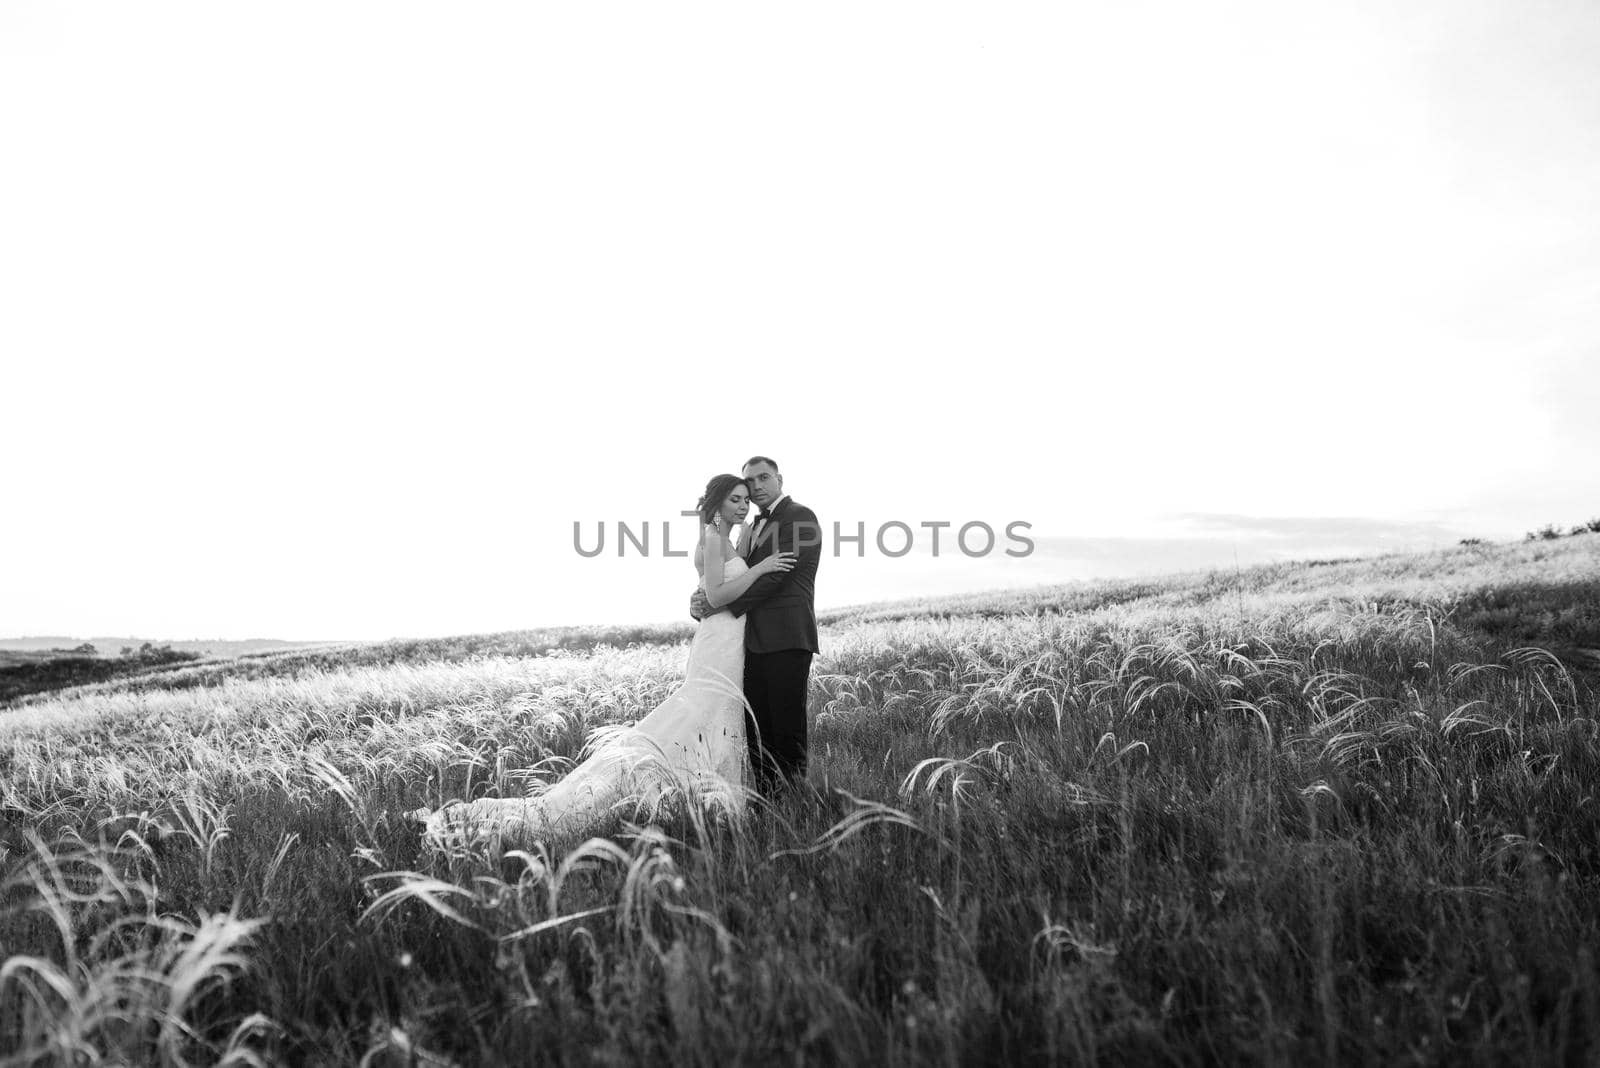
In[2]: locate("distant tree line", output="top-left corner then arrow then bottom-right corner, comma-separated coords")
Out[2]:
1457,517 -> 1600,548
1523,517 -> 1600,542
117,642 -> 201,663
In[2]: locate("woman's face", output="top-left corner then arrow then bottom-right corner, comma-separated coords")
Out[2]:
719,484 -> 751,527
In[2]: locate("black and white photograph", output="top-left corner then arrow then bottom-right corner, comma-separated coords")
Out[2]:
3,1 -> 1598,1063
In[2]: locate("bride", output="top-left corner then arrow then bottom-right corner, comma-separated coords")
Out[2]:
413,473 -> 796,850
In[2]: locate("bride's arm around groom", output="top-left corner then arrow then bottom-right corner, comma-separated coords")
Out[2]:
703,524 -> 795,609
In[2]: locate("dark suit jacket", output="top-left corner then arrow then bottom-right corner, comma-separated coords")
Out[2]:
727,496 -> 820,654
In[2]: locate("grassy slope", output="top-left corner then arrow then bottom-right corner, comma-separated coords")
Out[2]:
0,646 -> 211,705
1,534 -> 1598,1065
9,534 -> 1594,711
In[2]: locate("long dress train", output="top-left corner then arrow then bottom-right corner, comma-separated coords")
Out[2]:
418,558 -> 750,850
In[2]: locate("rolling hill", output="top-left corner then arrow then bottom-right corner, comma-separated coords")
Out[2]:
1,532 -> 1597,1064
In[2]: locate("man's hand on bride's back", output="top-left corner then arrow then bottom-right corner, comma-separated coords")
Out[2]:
689,589 -> 711,621
755,551 -> 798,576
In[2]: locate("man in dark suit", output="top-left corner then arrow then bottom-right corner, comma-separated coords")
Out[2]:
690,456 -> 821,796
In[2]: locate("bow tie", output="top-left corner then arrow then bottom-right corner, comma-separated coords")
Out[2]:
753,511 -> 771,524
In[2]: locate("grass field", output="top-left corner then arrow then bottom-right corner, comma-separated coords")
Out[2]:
3,534 -> 1598,1065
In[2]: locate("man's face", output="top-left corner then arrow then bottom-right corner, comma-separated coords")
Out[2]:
743,462 -> 783,511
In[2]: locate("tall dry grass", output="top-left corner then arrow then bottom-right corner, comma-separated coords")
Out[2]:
2,534 -> 1598,1064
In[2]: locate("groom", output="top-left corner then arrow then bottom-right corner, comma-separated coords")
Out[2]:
690,455 -> 821,797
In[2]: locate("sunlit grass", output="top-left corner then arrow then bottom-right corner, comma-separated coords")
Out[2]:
2,534 -> 1598,1063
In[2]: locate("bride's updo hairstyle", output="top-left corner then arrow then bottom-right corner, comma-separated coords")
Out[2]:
696,474 -> 749,527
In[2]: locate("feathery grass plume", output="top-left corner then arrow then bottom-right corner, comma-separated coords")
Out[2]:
164,789 -> 233,879
771,790 -> 926,858
1,834 -> 273,1066
359,871 -> 488,932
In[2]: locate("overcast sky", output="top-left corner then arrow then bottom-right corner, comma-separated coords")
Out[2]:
3,0 -> 1596,640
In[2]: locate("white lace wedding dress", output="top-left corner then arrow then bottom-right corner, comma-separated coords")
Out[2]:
418,557 -> 749,851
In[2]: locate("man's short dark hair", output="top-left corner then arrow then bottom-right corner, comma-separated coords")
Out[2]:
743,455 -> 779,474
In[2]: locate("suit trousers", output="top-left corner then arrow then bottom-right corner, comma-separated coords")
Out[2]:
743,648 -> 813,794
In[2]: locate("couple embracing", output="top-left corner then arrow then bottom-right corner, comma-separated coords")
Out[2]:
418,456 -> 820,849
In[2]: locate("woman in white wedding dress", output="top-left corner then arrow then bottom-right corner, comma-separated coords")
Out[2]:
414,474 -> 796,851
